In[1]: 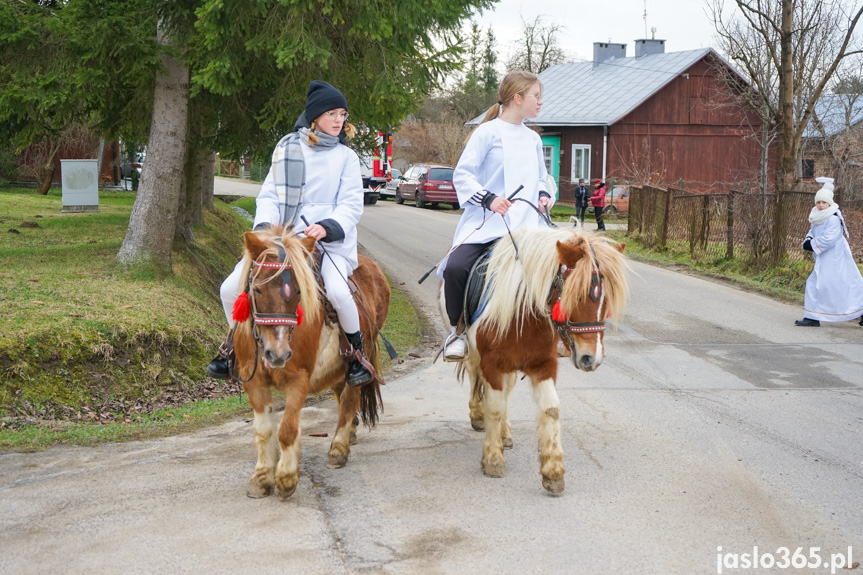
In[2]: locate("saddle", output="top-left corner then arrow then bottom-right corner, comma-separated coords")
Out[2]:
311,250 -> 383,385
462,244 -> 496,328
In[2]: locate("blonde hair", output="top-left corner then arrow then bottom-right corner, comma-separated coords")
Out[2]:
465,70 -> 542,143
306,121 -> 356,145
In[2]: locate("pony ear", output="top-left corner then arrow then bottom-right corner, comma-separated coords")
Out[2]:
300,236 -> 317,254
556,241 -> 585,268
615,242 -> 626,253
244,231 -> 268,261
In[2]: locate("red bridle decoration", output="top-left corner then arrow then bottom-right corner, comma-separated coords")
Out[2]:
232,292 -> 250,322
551,300 -> 567,322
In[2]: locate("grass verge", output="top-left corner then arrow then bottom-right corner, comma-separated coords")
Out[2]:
0,189 -> 421,451
605,230 -> 813,304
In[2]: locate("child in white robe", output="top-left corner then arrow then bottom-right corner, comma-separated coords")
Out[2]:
796,177 -> 863,327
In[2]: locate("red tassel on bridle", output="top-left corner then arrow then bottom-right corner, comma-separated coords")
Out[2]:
551,300 -> 567,322
232,291 -> 250,322
295,305 -> 304,326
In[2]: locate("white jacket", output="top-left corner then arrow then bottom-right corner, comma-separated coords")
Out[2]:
254,139 -> 364,269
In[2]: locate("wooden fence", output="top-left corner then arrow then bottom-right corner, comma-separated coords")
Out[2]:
628,186 -> 863,264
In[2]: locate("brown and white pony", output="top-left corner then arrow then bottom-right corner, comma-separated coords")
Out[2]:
232,225 -> 389,500
442,227 -> 627,494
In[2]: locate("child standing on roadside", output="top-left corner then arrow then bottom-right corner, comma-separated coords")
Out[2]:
796,177 -> 863,327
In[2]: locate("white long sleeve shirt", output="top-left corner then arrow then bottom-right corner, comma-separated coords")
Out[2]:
254,139 -> 364,269
449,118 -> 550,249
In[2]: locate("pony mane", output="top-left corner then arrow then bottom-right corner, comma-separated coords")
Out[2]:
235,224 -> 323,333
479,227 -> 628,339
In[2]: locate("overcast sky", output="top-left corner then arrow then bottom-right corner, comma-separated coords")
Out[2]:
472,0 -> 722,64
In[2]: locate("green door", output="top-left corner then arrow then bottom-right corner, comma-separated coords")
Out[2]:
540,135 -> 561,199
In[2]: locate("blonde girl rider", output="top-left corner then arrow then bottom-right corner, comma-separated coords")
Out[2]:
440,70 -> 553,360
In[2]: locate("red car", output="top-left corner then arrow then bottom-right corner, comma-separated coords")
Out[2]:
604,186 -> 630,214
395,164 -> 459,209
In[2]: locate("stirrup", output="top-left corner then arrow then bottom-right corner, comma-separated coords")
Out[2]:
443,332 -> 468,362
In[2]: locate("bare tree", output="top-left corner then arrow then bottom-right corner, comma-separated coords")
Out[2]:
17,125 -> 99,195
611,134 -> 669,188
505,15 -> 567,73
806,55 -> 863,201
425,114 -> 471,165
711,0 -> 863,262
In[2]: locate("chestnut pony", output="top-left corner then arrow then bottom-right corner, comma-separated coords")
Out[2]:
232,225 -> 389,500
442,227 -> 627,494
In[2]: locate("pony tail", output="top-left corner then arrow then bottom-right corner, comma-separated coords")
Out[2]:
464,102 -> 501,144
480,102 -> 501,126
343,122 -> 356,140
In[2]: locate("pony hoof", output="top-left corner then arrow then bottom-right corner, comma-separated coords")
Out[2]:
542,475 -> 565,495
350,432 -> 358,446
502,437 -> 513,450
482,460 -> 506,478
470,418 -> 485,432
277,485 -> 297,500
275,475 -> 298,500
246,483 -> 272,499
327,451 -> 348,469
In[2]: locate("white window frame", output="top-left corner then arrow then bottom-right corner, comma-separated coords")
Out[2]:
571,144 -> 591,183
542,145 -> 554,176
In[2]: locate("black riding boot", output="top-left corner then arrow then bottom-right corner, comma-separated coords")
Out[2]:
345,331 -> 373,387
206,355 -> 229,379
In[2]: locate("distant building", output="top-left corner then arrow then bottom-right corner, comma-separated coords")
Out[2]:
801,93 -> 863,201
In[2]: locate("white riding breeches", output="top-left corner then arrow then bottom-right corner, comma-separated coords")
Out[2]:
219,252 -> 360,334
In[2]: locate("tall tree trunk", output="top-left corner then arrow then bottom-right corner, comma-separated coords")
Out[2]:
38,163 -> 55,195
116,22 -> 189,272
175,108 -> 204,243
201,152 -> 215,210
771,0 -> 796,264
95,138 -> 105,185
187,146 -> 205,226
175,161 -> 189,242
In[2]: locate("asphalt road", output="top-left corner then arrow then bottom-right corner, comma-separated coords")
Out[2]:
1,198 -> 862,575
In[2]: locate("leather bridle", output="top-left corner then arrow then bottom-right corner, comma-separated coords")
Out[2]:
229,240 -> 303,383
550,247 -> 606,352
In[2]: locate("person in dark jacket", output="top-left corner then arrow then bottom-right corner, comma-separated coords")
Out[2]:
573,178 -> 589,225
590,179 -> 606,231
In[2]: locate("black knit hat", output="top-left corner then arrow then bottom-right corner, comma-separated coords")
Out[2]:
304,81 -> 348,124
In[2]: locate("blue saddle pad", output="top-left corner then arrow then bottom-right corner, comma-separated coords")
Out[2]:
463,246 -> 494,327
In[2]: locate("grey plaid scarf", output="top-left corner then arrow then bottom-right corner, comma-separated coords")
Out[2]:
271,127 -> 340,227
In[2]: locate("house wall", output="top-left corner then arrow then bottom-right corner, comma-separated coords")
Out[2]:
555,126 -> 605,203
608,57 -> 768,193
550,55 -> 772,201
